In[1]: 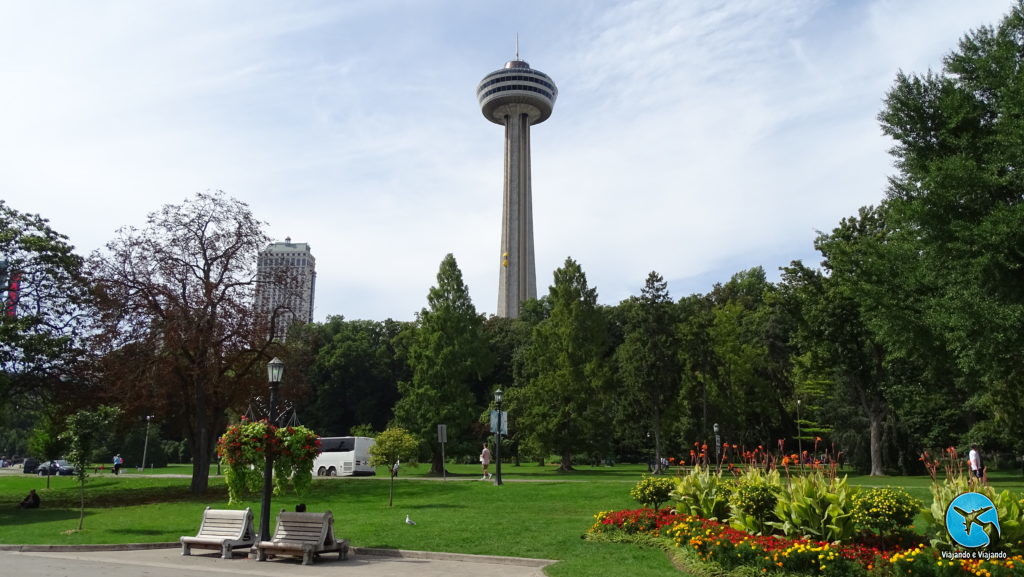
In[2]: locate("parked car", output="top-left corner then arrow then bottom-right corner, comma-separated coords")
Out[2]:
22,458 -> 39,475
37,459 -> 75,476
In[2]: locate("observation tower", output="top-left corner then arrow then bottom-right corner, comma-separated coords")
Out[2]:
477,51 -> 557,318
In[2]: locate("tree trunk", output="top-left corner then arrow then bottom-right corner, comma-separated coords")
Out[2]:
558,448 -> 574,472
189,432 -> 211,494
869,410 -> 884,476
388,471 -> 395,507
77,481 -> 85,531
429,447 -> 443,476
653,409 -> 662,474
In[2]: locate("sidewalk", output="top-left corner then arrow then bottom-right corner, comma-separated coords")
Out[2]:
0,546 -> 554,577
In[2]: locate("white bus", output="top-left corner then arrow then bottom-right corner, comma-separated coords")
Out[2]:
313,436 -> 376,477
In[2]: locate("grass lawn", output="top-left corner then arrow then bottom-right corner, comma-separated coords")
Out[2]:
1,463 -> 1021,577
0,462 -> 689,577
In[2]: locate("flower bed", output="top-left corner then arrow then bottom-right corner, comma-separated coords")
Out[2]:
588,508 -> 1024,576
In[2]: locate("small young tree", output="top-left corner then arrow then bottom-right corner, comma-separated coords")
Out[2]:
368,427 -> 419,506
28,411 -> 67,489
60,405 -> 121,531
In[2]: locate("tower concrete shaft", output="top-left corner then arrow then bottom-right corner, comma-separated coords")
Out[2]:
498,105 -> 537,317
478,58 -> 557,318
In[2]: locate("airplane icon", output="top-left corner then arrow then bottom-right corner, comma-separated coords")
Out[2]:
953,505 -> 994,535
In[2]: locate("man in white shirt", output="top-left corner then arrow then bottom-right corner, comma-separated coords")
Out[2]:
968,445 -> 983,480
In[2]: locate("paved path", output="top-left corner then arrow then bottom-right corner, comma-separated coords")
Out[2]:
0,547 -> 554,577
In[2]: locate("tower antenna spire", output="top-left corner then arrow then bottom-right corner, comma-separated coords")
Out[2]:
515,33 -> 519,60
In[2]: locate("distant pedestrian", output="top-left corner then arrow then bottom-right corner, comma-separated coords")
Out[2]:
19,489 -> 40,509
968,445 -> 984,481
480,443 -> 492,480
113,454 -> 123,475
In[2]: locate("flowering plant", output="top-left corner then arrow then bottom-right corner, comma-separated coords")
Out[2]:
216,418 -> 321,503
630,475 -> 677,509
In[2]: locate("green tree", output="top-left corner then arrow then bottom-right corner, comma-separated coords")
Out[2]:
704,268 -> 789,447
519,258 -> 611,471
61,405 -> 121,530
368,427 -> 419,506
392,254 -> 492,474
879,2 -> 1024,452
28,411 -> 67,489
292,317 -> 404,436
615,271 -> 681,472
781,247 -> 892,476
0,202 -> 92,413
89,192 -> 276,494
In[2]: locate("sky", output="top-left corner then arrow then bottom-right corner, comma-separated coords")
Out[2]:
1,1 -> 1014,322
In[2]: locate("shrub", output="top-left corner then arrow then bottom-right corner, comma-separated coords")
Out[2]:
670,467 -> 733,521
630,475 -> 677,509
729,467 -> 781,535
852,487 -> 921,535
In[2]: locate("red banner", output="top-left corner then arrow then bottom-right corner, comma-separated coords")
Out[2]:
5,271 -> 21,317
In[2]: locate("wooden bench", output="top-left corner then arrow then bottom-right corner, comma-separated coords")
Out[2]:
255,510 -> 349,565
180,507 -> 256,559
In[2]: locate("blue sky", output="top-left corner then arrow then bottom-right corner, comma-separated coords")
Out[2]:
1,1 -> 1013,321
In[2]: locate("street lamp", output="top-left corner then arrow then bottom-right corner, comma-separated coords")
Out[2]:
796,399 -> 803,465
139,415 -> 154,471
494,388 -> 503,486
258,357 -> 284,547
713,423 -> 720,466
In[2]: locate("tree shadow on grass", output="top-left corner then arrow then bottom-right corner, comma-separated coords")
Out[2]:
0,508 -> 83,526
111,528 -> 185,536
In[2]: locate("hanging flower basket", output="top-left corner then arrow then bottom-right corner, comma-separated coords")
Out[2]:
216,417 -> 321,504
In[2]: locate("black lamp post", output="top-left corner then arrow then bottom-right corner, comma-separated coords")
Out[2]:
257,357 -> 284,547
796,399 -> 803,465
139,415 -> 154,471
494,388 -> 503,486
713,423 -> 720,465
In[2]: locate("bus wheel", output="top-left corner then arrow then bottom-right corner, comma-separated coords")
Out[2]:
328,467 -> 337,477
317,467 -> 327,476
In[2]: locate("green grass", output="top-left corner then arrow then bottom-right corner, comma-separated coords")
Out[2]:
0,463 -> 688,576
2,464 -> 1022,577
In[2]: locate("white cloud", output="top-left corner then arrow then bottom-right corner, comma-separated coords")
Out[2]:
0,0 -> 1014,319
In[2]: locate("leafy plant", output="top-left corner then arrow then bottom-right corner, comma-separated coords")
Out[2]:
61,405 -> 122,531
216,418 -> 321,504
630,475 -> 676,509
368,427 -> 419,506
769,472 -> 857,542
728,467 -> 781,535
670,467 -> 733,521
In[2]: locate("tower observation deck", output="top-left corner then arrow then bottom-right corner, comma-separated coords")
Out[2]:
477,58 -> 558,318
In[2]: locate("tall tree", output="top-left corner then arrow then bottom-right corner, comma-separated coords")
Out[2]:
615,271 -> 681,472
879,2 -> 1024,452
0,201 -> 92,412
89,192 -> 275,493
293,316 -> 404,436
519,258 -> 610,471
392,254 -> 492,474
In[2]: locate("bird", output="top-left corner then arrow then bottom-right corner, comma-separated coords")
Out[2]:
405,514 -> 416,526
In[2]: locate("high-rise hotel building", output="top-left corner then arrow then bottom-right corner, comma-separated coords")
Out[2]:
255,238 -> 316,340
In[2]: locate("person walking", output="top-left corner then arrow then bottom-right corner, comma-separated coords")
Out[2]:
113,454 -> 123,475
480,443 -> 492,480
968,445 -> 984,482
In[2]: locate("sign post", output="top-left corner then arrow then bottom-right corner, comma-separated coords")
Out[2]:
437,424 -> 447,481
